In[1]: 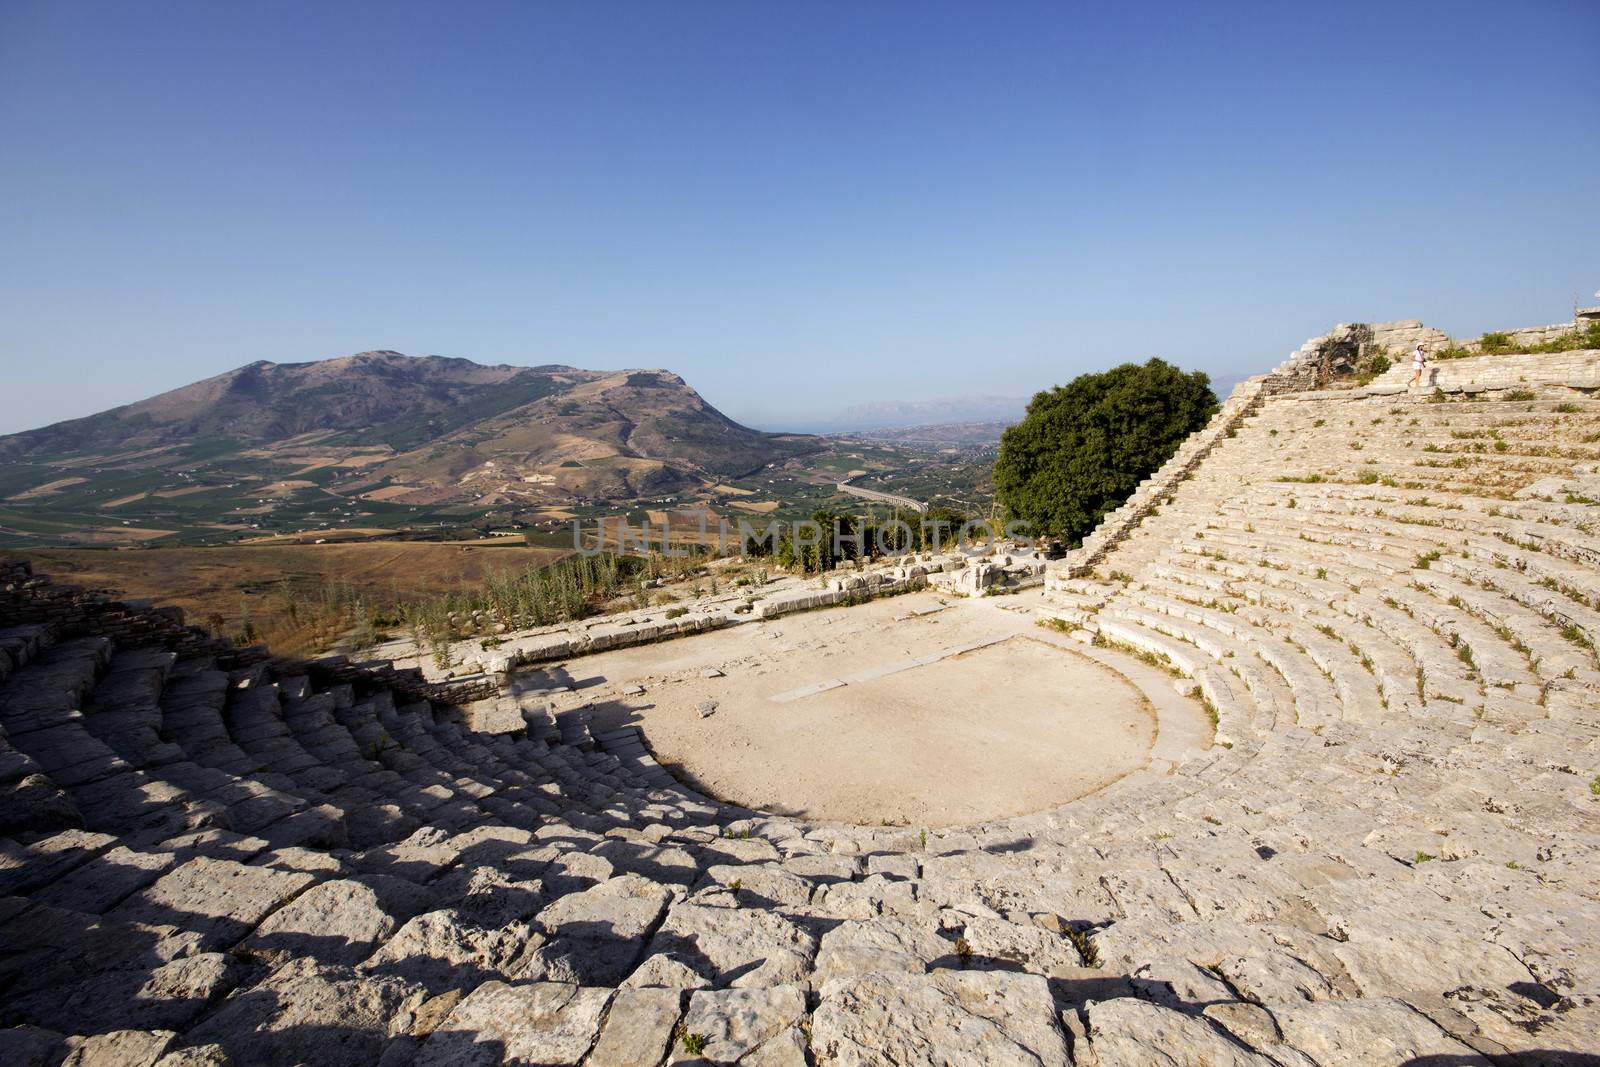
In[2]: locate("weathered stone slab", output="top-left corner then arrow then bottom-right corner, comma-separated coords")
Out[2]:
0,830 -> 117,896
430,864 -> 546,927
1273,997 -> 1483,1065
109,857 -> 314,952
62,1030 -> 177,1067
0,901 -> 203,1008
592,839 -> 699,885
587,986 -> 683,1067
31,846 -> 177,915
812,970 -> 1069,1066
152,1045 -> 231,1067
184,958 -> 424,1067
812,917 -> 949,987
0,1025 -> 70,1067
698,863 -> 812,907
520,873 -> 674,985
33,928 -> 240,1030
361,909 -> 535,992
0,773 -> 83,837
944,913 -> 1083,977
412,980 -> 612,1067
1086,998 -> 1279,1066
642,901 -> 817,989
242,878 -> 395,966
673,985 -> 808,1065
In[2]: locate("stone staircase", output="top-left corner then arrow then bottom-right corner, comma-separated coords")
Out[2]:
1032,361 -> 1600,1061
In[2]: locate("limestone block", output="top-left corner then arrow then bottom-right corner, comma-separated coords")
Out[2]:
413,981 -> 612,1067
699,863 -> 812,908
672,985 -> 807,1065
521,873 -> 674,985
642,901 -> 817,988
1273,998 -> 1480,1065
0,1025 -> 69,1067
952,913 -> 1083,977
812,970 -> 1069,1067
152,1046 -> 232,1067
62,1031 -> 178,1067
813,917 -> 949,987
109,857 -> 315,953
242,879 -> 396,967
588,987 -> 683,1067
1086,998 -> 1276,1066
185,959 -> 425,1067
361,909 -> 535,991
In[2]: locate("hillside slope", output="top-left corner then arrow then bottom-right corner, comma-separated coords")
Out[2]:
0,352 -> 554,456
0,351 -> 817,543
373,369 -> 807,503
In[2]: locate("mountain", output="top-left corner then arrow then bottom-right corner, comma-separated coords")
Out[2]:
0,352 -> 818,543
808,395 -> 1028,433
831,420 -> 1010,449
2,352 -> 550,456
362,365 -> 811,502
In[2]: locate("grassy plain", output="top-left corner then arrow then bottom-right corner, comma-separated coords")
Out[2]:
4,540 -> 570,655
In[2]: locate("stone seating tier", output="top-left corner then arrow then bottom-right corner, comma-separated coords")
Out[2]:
1,350 -> 1598,1064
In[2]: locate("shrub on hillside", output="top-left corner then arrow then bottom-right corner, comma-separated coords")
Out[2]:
1480,331 -> 1515,354
994,358 -> 1216,545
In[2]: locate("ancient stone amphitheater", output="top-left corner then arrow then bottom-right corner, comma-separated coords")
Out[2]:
2,339 -> 1598,1065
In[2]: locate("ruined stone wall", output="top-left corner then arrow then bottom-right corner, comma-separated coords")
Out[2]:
1253,316 -> 1592,396
1261,320 -> 1454,392
1367,320 -> 1456,355
1475,322 -> 1578,349
465,553 -> 989,673
1368,348 -> 1600,391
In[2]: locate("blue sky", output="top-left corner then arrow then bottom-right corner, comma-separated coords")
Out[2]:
1,0 -> 1596,435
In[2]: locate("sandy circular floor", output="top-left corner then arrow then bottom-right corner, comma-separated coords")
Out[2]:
538,592 -> 1168,827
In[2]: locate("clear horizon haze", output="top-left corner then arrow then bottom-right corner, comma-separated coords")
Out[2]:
1,0 -> 1596,436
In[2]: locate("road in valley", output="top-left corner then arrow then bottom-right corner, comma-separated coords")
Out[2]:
836,478 -> 926,514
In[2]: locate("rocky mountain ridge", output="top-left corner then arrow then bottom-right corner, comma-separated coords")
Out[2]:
0,351 -> 818,515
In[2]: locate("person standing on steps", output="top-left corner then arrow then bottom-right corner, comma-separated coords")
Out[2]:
1407,343 -> 1427,388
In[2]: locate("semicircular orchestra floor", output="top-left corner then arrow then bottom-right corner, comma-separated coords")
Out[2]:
523,590 -> 1212,827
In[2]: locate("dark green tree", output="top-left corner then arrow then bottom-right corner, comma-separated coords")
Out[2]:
994,358 -> 1216,545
